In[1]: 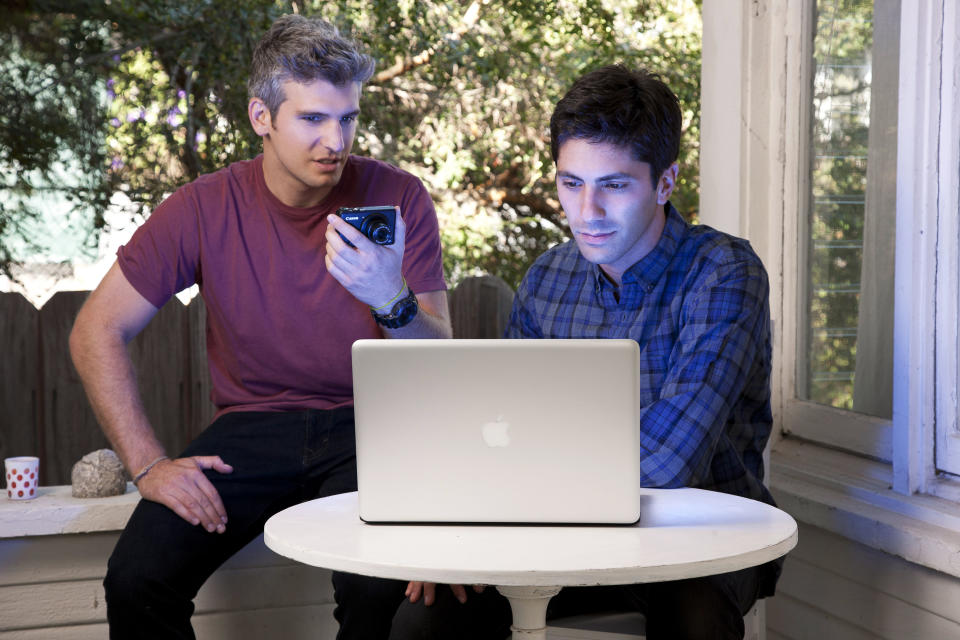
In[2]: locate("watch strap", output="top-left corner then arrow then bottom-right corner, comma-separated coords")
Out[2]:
371,288 -> 418,329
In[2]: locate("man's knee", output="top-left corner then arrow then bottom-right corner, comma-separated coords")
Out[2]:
103,500 -> 215,625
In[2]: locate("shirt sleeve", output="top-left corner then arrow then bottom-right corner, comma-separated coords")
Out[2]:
398,177 -> 447,294
504,267 -> 544,338
116,186 -> 202,309
637,253 -> 771,487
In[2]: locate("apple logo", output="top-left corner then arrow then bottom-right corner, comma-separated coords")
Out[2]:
481,415 -> 511,447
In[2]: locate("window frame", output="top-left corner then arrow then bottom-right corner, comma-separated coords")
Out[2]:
930,0 -> 960,480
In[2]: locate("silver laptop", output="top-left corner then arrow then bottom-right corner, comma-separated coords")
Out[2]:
351,338 -> 643,524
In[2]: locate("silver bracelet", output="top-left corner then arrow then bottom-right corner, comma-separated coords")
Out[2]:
133,455 -> 169,486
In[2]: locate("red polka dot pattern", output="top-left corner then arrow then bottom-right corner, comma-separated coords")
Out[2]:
5,458 -> 39,500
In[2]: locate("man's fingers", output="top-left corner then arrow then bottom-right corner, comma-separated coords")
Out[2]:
325,225 -> 359,260
160,483 -> 214,530
192,455 -> 233,474
449,584 -> 468,604
193,473 -> 229,528
406,581 -> 424,603
163,493 -> 203,528
327,214 -> 368,249
473,584 -> 486,594
170,478 -> 225,533
393,208 -> 406,248
423,582 -> 437,606
406,582 -> 469,606
324,254 -> 352,290
187,458 -> 229,530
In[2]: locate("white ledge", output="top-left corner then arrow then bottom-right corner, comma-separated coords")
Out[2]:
770,439 -> 960,579
0,483 -> 140,538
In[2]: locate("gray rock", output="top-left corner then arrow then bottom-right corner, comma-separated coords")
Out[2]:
71,449 -> 128,498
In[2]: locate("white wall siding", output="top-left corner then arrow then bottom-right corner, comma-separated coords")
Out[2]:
0,532 -> 337,639
767,522 -> 960,640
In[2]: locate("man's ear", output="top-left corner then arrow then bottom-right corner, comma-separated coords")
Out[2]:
656,163 -> 679,205
248,98 -> 272,137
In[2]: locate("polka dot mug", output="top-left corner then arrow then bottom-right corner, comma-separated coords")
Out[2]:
5,457 -> 40,500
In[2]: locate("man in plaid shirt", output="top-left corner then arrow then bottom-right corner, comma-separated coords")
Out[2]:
354,64 -> 782,640
499,63 -> 782,639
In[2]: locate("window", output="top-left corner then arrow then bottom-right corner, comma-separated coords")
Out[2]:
791,0 -> 960,483
787,0 -> 960,484
779,0 -> 899,462
703,0 -> 960,576
800,0 -> 894,421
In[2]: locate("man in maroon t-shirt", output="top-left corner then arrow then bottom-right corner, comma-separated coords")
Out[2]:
69,15 -> 450,639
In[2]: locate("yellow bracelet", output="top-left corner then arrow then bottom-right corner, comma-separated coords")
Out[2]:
372,278 -> 408,311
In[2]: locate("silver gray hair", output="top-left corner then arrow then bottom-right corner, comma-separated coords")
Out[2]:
248,15 -> 375,116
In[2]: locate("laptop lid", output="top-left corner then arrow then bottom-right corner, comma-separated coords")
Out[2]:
351,338 -> 643,524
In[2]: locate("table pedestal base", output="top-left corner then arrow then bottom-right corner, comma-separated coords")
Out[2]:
496,585 -> 562,640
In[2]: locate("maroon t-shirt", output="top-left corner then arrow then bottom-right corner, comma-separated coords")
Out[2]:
117,154 -> 446,416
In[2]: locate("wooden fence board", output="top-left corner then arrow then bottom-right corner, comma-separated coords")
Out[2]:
128,299 -> 192,457
0,293 -> 39,467
39,292 -> 105,485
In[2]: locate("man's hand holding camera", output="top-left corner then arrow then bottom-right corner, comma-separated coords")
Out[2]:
325,207 -> 405,308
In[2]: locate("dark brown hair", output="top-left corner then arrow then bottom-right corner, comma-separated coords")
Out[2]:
550,64 -> 682,185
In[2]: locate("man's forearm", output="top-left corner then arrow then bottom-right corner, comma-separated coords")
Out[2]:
380,289 -> 452,339
69,321 -> 166,476
381,305 -> 452,339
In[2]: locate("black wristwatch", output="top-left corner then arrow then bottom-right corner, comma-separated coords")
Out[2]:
371,288 -> 419,329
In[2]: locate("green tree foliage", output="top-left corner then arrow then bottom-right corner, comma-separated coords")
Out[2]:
1,0 -> 702,287
1,2 -> 119,269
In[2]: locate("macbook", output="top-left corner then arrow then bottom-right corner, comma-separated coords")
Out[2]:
351,338 -> 643,524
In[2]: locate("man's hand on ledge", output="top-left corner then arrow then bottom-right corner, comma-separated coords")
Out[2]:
405,581 -> 486,605
136,456 -> 233,534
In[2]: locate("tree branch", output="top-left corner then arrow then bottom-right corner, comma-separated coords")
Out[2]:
76,29 -> 184,68
471,185 -> 561,222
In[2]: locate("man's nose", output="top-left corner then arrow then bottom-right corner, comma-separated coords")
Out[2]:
579,188 -> 604,221
319,120 -> 345,153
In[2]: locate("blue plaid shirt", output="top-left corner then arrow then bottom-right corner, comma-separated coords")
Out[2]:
506,203 -> 774,506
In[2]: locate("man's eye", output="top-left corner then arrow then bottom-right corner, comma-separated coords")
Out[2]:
303,115 -> 323,123
560,179 -> 582,189
605,182 -> 627,190
341,115 -> 357,124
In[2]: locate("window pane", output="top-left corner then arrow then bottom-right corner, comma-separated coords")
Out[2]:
802,0 -> 894,418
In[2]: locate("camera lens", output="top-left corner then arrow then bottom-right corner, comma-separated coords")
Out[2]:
362,216 -> 392,245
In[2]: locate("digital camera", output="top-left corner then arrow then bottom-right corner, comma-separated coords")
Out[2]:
336,206 -> 397,246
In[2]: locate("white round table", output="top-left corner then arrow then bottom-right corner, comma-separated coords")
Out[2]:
264,489 -> 797,639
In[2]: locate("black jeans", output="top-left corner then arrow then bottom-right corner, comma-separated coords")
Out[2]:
104,409 -> 359,640
334,562 -> 769,640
